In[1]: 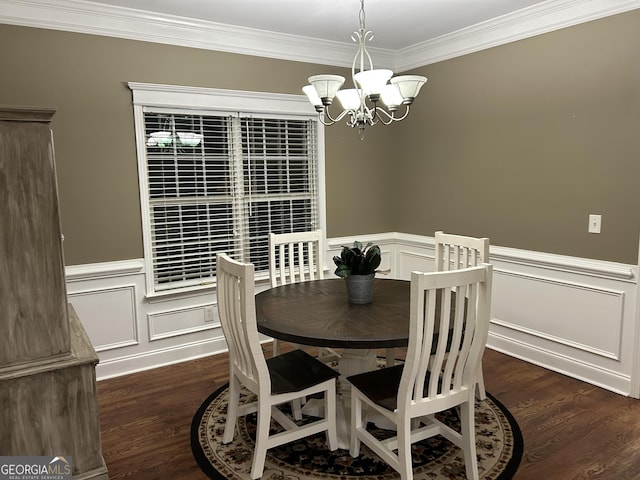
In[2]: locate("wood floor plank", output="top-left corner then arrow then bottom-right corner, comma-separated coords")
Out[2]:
96,347 -> 640,479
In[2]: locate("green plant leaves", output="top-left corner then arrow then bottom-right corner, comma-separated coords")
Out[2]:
334,264 -> 351,278
332,241 -> 382,277
366,244 -> 382,270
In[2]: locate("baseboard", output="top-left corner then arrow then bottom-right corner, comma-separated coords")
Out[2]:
487,330 -> 631,396
95,337 -> 228,381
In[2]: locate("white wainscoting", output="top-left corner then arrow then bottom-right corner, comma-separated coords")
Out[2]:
66,233 -> 639,396
65,259 -> 230,380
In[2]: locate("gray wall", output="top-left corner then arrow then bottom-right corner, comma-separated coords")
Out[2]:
1,10 -> 638,265
394,10 -> 640,263
0,24 -> 395,264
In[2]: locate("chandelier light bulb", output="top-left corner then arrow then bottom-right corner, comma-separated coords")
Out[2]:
336,89 -> 363,111
303,85 -> 323,111
391,75 -> 428,104
308,74 -> 345,105
354,69 -> 393,99
380,84 -> 404,110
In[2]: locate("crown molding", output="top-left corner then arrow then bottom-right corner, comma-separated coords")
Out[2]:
1,0 -> 639,72
0,0 -> 396,68
395,0 -> 640,71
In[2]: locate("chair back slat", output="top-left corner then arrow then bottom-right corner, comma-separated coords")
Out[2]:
217,253 -> 269,394
452,281 -> 476,390
435,231 -> 489,272
418,288 -> 437,398
441,284 -> 466,393
269,230 -> 324,287
402,264 -> 492,406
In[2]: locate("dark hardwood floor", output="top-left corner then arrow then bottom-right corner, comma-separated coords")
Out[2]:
96,347 -> 640,479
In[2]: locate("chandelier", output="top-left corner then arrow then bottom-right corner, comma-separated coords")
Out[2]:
302,0 -> 427,139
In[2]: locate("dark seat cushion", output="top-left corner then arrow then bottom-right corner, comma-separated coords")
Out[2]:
267,349 -> 340,395
347,364 -> 405,411
347,364 -> 436,411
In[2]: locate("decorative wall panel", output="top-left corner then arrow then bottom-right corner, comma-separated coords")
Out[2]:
148,304 -> 218,341
492,270 -> 624,359
68,285 -> 138,351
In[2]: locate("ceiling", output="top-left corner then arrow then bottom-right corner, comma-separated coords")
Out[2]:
76,0 -> 549,50
3,0 -> 639,70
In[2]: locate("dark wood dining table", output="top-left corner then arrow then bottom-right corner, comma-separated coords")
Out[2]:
255,277 -> 411,351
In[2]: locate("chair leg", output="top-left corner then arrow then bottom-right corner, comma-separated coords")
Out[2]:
476,365 -> 486,400
251,404 -> 272,479
325,384 -> 338,451
397,417 -> 413,480
292,397 -> 303,421
460,399 -> 479,480
223,375 -> 240,444
349,391 -> 362,457
273,338 -> 281,357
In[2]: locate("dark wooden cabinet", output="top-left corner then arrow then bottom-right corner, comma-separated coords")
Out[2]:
0,106 -> 108,479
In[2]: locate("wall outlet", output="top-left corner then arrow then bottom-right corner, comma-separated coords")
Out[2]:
204,305 -> 215,323
588,214 -> 601,234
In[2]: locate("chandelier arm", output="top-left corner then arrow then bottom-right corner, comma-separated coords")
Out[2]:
316,113 -> 335,126
324,105 -> 352,124
376,112 -> 394,125
374,104 -> 411,124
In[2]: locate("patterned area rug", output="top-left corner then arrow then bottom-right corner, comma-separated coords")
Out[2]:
191,382 -> 523,480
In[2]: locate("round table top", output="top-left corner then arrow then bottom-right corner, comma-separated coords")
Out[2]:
255,278 -> 410,349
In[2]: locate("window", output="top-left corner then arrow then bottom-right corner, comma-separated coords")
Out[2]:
129,83 -> 325,295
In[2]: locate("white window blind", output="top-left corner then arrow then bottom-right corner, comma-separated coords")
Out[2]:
138,107 -> 320,293
238,116 -> 319,272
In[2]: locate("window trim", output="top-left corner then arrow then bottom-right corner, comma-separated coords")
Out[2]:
129,82 -> 327,298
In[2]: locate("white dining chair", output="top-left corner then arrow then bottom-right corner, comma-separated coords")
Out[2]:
434,230 -> 490,400
217,253 -> 340,479
268,230 -> 340,363
348,264 -> 493,480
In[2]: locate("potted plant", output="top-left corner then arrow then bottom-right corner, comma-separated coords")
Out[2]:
333,241 -> 382,304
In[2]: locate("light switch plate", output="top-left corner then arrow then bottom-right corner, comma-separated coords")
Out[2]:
588,214 -> 601,234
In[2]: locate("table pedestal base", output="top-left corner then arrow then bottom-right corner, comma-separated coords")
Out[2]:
302,348 -> 395,449
338,348 -> 378,400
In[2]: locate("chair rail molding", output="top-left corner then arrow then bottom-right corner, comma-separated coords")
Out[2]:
66,233 -> 639,397
66,258 -> 144,281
